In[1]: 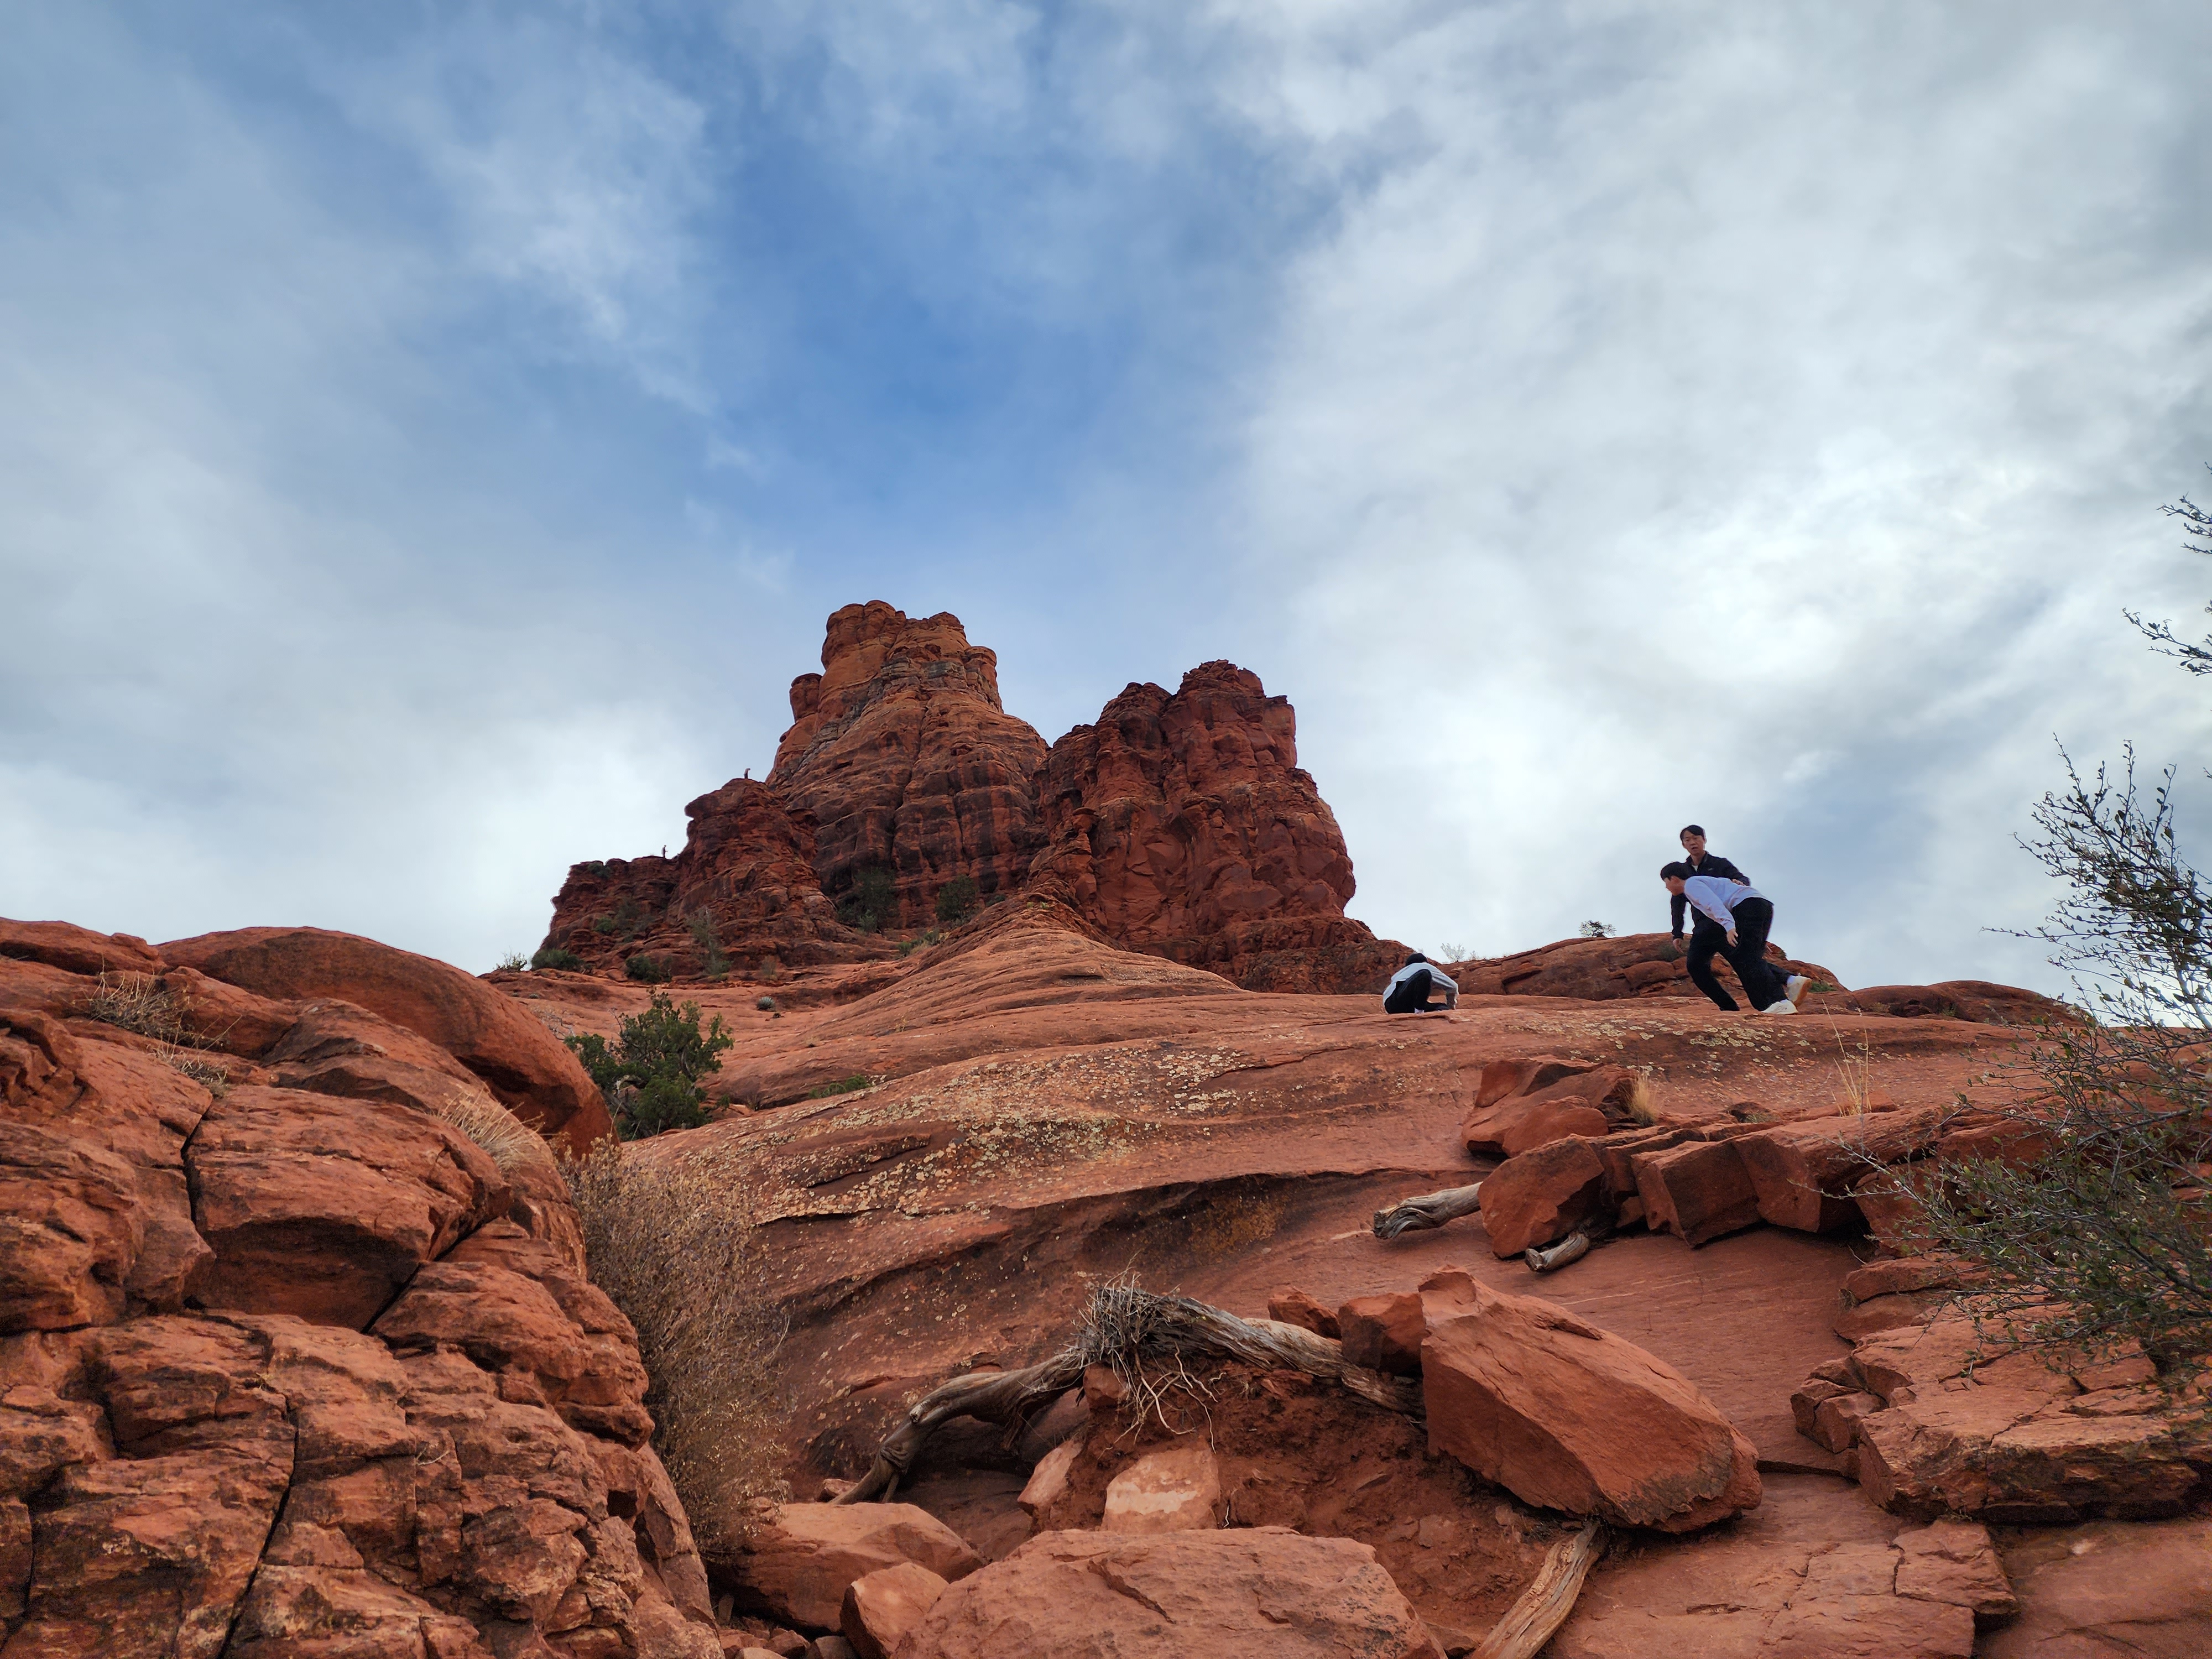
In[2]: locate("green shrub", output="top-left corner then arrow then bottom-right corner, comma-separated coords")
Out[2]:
591,916 -> 618,935
625,953 -> 671,984
612,898 -> 646,938
493,952 -> 530,973
686,907 -> 730,979
935,874 -> 979,925
837,865 -> 898,933
580,859 -> 609,877
805,1073 -> 874,1099
531,945 -> 583,971
565,990 -> 735,1141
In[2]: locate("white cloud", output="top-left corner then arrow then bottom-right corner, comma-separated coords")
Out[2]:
1215,3 -> 2212,990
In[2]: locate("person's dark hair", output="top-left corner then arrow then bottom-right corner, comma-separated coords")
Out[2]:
1679,824 -> 1705,839
1661,861 -> 1695,881
1404,952 -> 1427,966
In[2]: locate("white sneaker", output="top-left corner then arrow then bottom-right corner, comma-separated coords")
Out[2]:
1784,974 -> 1811,1006
1761,1000 -> 1798,1015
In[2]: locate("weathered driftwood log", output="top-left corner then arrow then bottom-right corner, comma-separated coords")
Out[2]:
1473,1522 -> 1605,1659
1525,1232 -> 1592,1274
1372,1181 -> 1484,1239
832,1285 -> 1419,1505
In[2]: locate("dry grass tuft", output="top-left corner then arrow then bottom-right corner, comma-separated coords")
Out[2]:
79,972 -> 232,1098
430,1091 -> 558,1180
81,971 -> 183,1041
1830,1024 -> 1875,1117
1619,1074 -> 1658,1127
563,1140 -> 789,1548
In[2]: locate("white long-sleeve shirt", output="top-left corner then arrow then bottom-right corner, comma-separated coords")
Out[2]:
1383,961 -> 1458,1008
1682,875 -> 1767,931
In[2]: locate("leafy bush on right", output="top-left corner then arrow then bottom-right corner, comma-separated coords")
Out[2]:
1872,479 -> 2212,1369
565,990 -> 734,1139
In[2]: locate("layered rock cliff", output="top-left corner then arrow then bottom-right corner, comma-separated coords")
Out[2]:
0,919 -> 716,1658
1026,661 -> 1401,992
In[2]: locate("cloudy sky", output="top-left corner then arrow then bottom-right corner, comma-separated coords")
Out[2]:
4,2 -> 2209,993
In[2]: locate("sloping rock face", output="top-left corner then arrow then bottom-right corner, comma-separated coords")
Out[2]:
1451,931 -> 1843,1005
0,919 -> 716,1659
1028,662 -> 1402,992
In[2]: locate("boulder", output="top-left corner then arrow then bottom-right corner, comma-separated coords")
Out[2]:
0,1121 -> 142,1332
1461,1062 -> 1641,1158
1418,1269 -> 1761,1532
1632,1136 -> 1762,1246
723,1503 -> 983,1631
0,920 -> 165,978
1452,931 -> 1840,1004
186,1085 -> 504,1329
1894,1519 -> 2017,1622
1336,1293 -> 1426,1376
898,1527 -> 1442,1659
839,1561 -> 948,1659
1017,1436 -> 1084,1519
1266,1286 -> 1339,1339
1477,1137 -> 1607,1257
1733,1108 -> 1947,1234
1099,1441 -> 1222,1534
158,926 -> 612,1151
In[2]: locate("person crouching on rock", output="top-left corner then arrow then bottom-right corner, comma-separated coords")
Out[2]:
1383,953 -> 1458,1015
1659,864 -> 1810,1016
1670,823 -> 1754,1011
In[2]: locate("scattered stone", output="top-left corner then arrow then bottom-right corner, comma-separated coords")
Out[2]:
1267,1286 -> 1339,1338
1895,1519 -> 2017,1622
899,1527 -> 1442,1658
1337,1293 -> 1426,1375
1100,1441 -> 1222,1535
1018,1437 -> 1083,1519
841,1561 -> 948,1659
1632,1137 -> 1762,1247
1478,1138 -> 1608,1258
1418,1269 -> 1760,1532
723,1503 -> 983,1631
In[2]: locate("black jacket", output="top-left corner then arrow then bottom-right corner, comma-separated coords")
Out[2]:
1671,852 -> 1749,937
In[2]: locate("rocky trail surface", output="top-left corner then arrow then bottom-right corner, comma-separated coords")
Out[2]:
503,896 -> 2209,1657
6,900 -> 2205,1655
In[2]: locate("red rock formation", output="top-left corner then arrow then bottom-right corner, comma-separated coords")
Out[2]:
1027,662 -> 1403,992
771,602 -> 1048,924
1450,930 -> 1844,1004
160,925 -> 612,1152
543,781 -> 870,977
0,920 -> 720,1658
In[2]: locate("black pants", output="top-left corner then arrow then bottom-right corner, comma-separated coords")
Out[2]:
1384,968 -> 1434,1014
1687,904 -> 1788,1010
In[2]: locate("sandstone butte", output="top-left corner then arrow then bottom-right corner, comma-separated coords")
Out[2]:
540,599 -> 1408,993
8,685 -> 2211,1656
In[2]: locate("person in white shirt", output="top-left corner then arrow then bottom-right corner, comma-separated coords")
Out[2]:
1660,864 -> 1811,1015
1382,953 -> 1458,1014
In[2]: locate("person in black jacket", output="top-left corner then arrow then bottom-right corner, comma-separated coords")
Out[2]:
1668,825 -> 1754,1011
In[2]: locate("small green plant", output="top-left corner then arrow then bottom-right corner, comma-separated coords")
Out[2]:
625,953 -> 672,984
565,990 -> 735,1140
935,874 -> 978,925
580,859 -> 610,877
897,929 -> 943,958
531,945 -> 583,971
686,907 -> 730,979
1579,920 -> 1616,940
837,865 -> 898,933
612,898 -> 646,938
591,916 -> 618,935
805,1074 -> 874,1099
494,952 -> 530,973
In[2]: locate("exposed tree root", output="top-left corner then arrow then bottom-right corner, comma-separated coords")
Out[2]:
1473,1522 -> 1605,1659
831,1283 -> 1419,1505
1373,1181 -> 1484,1238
